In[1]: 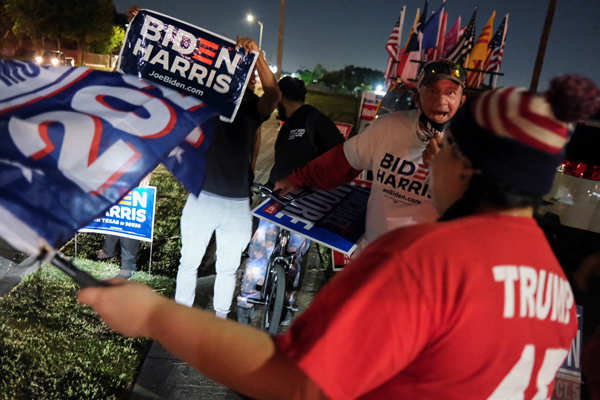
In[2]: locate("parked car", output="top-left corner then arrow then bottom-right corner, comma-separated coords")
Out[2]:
34,50 -> 68,67
536,113 -> 600,399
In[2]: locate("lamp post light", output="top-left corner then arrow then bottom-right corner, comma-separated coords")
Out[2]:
246,13 -> 264,50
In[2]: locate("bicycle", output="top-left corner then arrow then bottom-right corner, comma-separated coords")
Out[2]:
238,183 -> 309,334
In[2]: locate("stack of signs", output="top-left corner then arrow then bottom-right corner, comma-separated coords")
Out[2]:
252,184 -> 370,255
118,9 -> 258,122
330,178 -> 372,270
552,305 -> 583,400
357,90 -> 384,134
80,187 -> 157,242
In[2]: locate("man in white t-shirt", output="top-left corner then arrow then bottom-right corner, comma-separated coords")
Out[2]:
274,60 -> 466,248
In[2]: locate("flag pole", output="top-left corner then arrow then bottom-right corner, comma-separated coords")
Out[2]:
395,5 -> 407,84
396,6 -> 407,61
492,13 -> 509,88
530,0 -> 557,91
434,0 -> 447,60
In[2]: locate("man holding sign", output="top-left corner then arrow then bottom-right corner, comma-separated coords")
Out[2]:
174,37 -> 281,319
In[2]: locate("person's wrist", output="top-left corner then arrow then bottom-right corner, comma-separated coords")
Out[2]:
145,294 -> 171,339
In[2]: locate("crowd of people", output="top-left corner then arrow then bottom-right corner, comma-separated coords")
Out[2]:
77,21 -> 600,398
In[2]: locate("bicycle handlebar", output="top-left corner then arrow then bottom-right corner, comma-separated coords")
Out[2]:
251,183 -> 303,207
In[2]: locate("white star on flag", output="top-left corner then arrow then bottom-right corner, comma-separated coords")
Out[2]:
0,158 -> 45,183
168,147 -> 185,164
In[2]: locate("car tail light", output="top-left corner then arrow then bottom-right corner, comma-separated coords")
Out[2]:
562,160 -> 600,180
589,165 -> 600,180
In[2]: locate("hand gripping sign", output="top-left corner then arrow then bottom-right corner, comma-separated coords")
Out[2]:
252,184 -> 370,255
118,9 -> 258,122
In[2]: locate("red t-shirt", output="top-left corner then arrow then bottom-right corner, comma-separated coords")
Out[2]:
276,214 -> 577,399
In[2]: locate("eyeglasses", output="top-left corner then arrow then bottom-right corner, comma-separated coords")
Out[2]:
418,61 -> 466,86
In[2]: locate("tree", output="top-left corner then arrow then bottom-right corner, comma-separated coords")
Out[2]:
5,0 -> 49,46
295,69 -> 313,85
312,64 -> 327,81
60,0 -> 114,57
0,0 -> 14,44
89,24 -> 124,54
5,0 -> 114,59
318,65 -> 385,93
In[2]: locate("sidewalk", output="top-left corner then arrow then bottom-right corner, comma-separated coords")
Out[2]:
129,275 -> 242,399
129,248 -> 329,399
0,255 -> 40,297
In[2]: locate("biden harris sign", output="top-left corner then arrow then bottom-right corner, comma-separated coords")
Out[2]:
118,9 -> 258,122
80,186 -> 157,242
252,184 -> 370,255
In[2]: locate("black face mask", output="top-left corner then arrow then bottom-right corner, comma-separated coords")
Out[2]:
277,103 -> 287,121
416,112 -> 448,142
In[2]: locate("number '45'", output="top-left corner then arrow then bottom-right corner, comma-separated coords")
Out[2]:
488,344 -> 568,400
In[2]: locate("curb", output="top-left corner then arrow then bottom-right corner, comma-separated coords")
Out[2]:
0,255 -> 41,297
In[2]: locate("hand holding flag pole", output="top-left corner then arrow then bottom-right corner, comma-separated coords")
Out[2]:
39,247 -> 111,288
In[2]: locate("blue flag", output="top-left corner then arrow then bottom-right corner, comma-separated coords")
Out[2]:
0,59 -> 216,254
421,4 -> 444,54
160,115 -> 217,196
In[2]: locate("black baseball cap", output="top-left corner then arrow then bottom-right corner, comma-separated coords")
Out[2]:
418,60 -> 466,88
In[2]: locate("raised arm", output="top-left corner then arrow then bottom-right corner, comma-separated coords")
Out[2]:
236,36 -> 281,118
78,281 -> 325,400
274,143 -> 361,194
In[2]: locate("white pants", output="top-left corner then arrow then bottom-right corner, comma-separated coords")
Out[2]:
175,192 -> 252,316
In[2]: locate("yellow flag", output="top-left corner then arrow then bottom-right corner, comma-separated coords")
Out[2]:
467,11 -> 496,74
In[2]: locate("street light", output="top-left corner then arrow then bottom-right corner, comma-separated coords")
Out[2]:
246,13 -> 263,50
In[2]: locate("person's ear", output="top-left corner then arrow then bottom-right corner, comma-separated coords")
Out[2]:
414,90 -> 421,110
459,167 -> 481,182
460,93 -> 466,107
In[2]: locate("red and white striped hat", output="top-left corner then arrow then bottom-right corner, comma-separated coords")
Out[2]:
472,87 -> 570,154
450,75 -> 600,196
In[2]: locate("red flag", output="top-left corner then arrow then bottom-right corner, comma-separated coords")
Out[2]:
442,16 -> 461,58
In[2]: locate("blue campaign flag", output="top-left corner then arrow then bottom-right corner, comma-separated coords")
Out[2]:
80,186 -> 157,242
0,59 -> 216,255
118,9 -> 258,122
251,184 -> 370,254
160,115 -> 217,196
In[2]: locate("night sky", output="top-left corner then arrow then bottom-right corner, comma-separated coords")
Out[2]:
113,0 -> 600,90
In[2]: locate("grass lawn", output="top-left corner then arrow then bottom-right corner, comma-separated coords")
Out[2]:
306,89 -> 361,129
0,259 -> 174,400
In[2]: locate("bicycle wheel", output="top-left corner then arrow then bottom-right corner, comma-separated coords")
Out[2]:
262,262 -> 286,334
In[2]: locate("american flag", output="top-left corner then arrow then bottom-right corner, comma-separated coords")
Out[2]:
385,18 -> 402,59
445,8 -> 477,65
484,14 -> 508,73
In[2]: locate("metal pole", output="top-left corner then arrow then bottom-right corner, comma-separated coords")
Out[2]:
530,0 -> 557,92
258,20 -> 264,50
276,0 -> 285,79
148,241 -> 153,273
396,6 -> 407,60
74,234 -> 78,258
